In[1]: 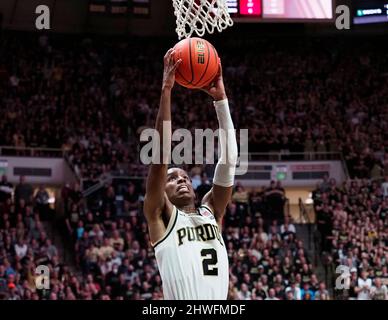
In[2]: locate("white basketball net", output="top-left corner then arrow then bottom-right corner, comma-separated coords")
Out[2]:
172,0 -> 234,39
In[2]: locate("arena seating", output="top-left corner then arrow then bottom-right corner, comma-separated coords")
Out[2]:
0,33 -> 387,299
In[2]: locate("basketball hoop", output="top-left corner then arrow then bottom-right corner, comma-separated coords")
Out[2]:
172,0 -> 234,39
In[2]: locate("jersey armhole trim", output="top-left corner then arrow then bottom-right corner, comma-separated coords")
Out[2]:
200,204 -> 214,216
151,206 -> 178,249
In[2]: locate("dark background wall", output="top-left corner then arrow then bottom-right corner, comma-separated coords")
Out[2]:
0,0 -> 88,33
0,0 -> 386,36
0,0 -> 175,35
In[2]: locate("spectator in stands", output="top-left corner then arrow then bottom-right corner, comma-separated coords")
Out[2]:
252,281 -> 267,300
195,173 -> 212,202
285,280 -> 301,300
232,183 -> 249,216
314,282 -> 329,300
238,283 -> 251,300
285,290 -> 295,300
265,288 -> 279,300
189,166 -> 202,190
101,184 -> 115,214
14,238 -> 28,260
265,181 -> 286,222
301,288 -> 314,300
123,183 -> 139,216
370,278 -> 388,300
34,185 -> 50,220
356,270 -> 372,300
316,203 -> 332,252
320,174 -> 331,193
14,176 -> 33,208
249,189 -> 265,217
280,216 -> 296,241
44,239 -> 58,260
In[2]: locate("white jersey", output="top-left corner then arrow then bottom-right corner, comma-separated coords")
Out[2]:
153,205 -> 229,300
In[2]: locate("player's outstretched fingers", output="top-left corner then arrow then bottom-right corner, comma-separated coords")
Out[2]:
164,48 -> 174,63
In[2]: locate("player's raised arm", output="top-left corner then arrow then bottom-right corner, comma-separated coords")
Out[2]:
143,49 -> 181,242
201,62 -> 238,227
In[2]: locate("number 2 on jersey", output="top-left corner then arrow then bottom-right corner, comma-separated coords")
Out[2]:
201,248 -> 218,276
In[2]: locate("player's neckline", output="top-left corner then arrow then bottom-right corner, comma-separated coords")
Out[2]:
178,208 -> 201,216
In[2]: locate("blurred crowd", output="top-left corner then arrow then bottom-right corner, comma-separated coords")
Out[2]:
314,176 -> 388,300
0,34 -> 387,181
0,175 -> 63,300
1,174 -> 387,300
0,33 -> 387,300
65,176 -> 331,300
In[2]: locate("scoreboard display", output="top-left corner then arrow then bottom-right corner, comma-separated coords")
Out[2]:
89,0 -> 151,16
227,0 -> 333,21
353,0 -> 388,24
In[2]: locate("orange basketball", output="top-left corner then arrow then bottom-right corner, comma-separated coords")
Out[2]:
173,37 -> 220,89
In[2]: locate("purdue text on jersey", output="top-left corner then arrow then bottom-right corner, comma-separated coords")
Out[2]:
177,223 -> 223,246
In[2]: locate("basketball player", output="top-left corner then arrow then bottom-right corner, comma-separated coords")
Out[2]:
143,48 -> 238,300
